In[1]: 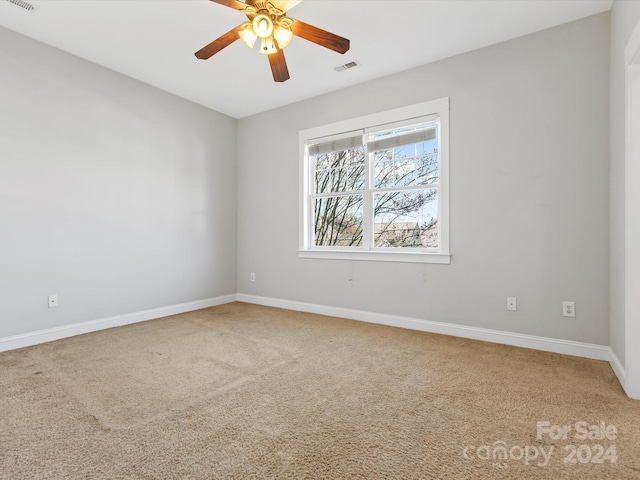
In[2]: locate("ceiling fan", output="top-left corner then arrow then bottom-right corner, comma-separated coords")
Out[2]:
195,0 -> 350,83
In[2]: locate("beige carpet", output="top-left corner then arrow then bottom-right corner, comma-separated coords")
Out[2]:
1,302 -> 639,479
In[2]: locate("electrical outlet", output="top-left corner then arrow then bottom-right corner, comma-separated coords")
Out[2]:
250,273 -> 255,282
563,301 -> 576,317
48,294 -> 58,308
507,297 -> 517,311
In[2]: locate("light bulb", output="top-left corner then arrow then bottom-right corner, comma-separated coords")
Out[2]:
274,25 -> 293,49
239,22 -> 257,48
252,14 -> 274,38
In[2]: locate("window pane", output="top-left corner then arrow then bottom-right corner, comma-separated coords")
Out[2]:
373,146 -> 439,188
373,189 -> 438,248
373,123 -> 439,189
314,147 -> 365,194
314,195 -> 363,247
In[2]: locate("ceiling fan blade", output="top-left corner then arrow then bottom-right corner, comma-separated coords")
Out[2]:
208,0 -> 249,10
195,25 -> 243,60
269,0 -> 302,13
268,49 -> 290,82
290,19 -> 350,54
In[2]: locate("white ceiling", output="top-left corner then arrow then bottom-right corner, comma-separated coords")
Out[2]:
0,0 -> 612,118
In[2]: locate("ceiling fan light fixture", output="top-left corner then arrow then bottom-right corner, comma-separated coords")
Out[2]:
252,13 -> 274,38
260,36 -> 278,55
239,22 -> 258,48
274,24 -> 293,49
197,0 -> 351,83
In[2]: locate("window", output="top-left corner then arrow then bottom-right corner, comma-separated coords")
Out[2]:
299,98 -> 450,264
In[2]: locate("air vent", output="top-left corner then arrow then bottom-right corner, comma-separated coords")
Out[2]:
334,60 -> 359,72
3,0 -> 36,12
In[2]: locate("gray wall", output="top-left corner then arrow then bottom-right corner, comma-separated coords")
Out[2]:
0,26 -> 237,338
609,1 -> 640,367
0,12 -> 615,348
237,13 -> 611,345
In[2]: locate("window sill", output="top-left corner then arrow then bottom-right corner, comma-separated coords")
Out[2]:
298,249 -> 451,264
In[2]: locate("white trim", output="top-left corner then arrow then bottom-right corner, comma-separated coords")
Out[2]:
625,17 -> 640,66
299,98 -> 450,260
625,64 -> 640,398
3,292 -> 625,389
0,294 -> 238,353
609,349 -> 626,392
237,294 -> 610,361
624,17 -> 640,400
299,138 -> 311,251
299,98 -> 449,142
438,106 -> 450,253
298,249 -> 451,264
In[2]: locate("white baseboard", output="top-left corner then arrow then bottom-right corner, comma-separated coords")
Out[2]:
608,349 -> 627,394
0,294 -> 239,352
1,292 -> 626,395
237,294 -> 611,361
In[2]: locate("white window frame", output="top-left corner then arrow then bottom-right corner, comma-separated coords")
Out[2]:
299,98 -> 450,264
